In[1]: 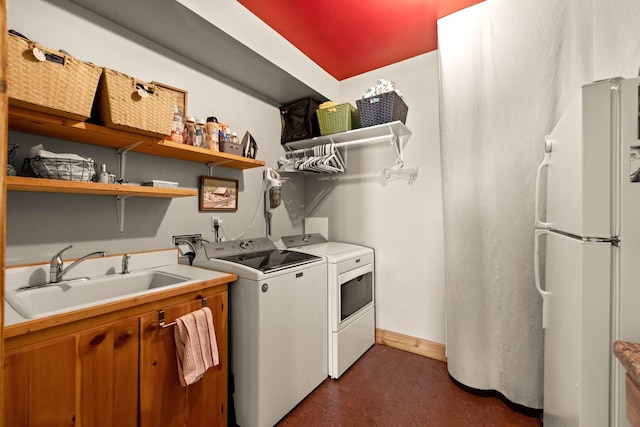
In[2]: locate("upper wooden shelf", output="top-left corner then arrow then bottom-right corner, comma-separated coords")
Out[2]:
8,107 -> 265,170
6,176 -> 197,198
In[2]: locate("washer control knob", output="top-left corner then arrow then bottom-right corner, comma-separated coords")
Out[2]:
261,283 -> 269,293
239,241 -> 250,249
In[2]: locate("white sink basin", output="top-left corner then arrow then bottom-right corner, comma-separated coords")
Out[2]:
6,271 -> 191,319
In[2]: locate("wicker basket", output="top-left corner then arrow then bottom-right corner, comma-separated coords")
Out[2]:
219,140 -> 244,156
356,92 -> 408,127
317,103 -> 360,136
7,33 -> 102,121
93,68 -> 176,138
25,156 -> 96,182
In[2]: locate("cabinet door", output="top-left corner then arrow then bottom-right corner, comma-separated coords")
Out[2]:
3,349 -> 29,426
112,319 -> 140,426
139,290 -> 228,427
78,318 -> 139,427
4,318 -> 139,427
186,290 -> 228,427
4,337 -> 76,426
139,298 -> 203,427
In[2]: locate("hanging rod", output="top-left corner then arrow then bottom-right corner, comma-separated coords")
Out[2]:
158,297 -> 208,328
284,133 -> 397,155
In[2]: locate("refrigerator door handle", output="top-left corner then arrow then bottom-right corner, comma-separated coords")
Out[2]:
534,137 -> 552,229
534,228 -> 550,329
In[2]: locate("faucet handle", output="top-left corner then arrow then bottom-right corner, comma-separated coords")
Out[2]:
122,253 -> 131,274
50,244 -> 73,283
51,244 -> 74,265
50,245 -> 73,268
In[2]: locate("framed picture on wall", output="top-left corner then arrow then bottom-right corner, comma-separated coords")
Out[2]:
199,176 -> 238,211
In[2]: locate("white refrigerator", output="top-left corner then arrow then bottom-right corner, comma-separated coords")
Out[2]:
535,77 -> 640,427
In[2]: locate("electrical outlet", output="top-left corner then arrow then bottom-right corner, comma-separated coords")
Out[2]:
172,234 -> 202,245
211,217 -> 222,231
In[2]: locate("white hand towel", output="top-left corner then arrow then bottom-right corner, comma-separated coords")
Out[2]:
174,306 -> 220,387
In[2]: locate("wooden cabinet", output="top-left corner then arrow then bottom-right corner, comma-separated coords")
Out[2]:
627,374 -> 640,427
4,317 -> 139,427
3,284 -> 229,427
139,288 -> 228,427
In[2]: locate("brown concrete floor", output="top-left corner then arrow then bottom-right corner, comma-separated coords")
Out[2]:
276,344 -> 542,427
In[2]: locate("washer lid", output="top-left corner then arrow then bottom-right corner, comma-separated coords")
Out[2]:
217,249 -> 321,273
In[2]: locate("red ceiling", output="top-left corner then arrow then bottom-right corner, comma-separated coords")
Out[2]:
238,0 -> 484,80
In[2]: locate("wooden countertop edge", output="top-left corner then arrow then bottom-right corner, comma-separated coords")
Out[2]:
614,340 -> 640,388
4,273 -> 236,349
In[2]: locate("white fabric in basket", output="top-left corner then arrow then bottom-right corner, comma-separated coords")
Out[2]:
29,144 -> 95,181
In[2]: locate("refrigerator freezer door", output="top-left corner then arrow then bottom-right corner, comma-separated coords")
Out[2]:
543,231 -> 611,427
545,80 -> 616,238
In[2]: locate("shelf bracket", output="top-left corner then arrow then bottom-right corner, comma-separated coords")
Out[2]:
386,124 -> 406,167
118,141 -> 144,182
207,160 -> 234,175
116,195 -> 132,234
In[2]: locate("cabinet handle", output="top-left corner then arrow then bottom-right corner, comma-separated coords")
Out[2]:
89,333 -> 106,347
114,328 -> 134,349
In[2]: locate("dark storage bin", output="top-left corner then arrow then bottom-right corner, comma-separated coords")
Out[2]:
280,97 -> 320,144
356,92 -> 408,127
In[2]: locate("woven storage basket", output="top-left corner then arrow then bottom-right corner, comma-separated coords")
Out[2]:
317,102 -> 360,136
94,68 -> 176,138
356,92 -> 408,127
7,33 -> 102,121
219,140 -> 244,156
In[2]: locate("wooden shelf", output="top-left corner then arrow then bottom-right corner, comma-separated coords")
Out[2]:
8,107 -> 265,170
6,176 -> 197,198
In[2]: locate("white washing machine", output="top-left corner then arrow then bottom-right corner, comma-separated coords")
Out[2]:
281,233 -> 375,379
192,238 -> 327,427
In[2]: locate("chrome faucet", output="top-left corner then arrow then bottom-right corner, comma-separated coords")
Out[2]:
50,244 -> 107,283
122,253 -> 131,274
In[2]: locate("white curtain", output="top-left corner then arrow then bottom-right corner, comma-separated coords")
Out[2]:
438,0 -> 593,408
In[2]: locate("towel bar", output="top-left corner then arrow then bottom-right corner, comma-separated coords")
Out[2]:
158,297 -> 208,329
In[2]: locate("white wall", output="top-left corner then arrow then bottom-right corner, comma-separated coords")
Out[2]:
6,0 -> 304,264
593,0 -> 640,80
304,53 -> 446,343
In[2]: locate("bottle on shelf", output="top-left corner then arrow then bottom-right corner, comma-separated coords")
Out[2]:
195,118 -> 206,148
184,116 -> 196,146
206,116 -> 219,151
